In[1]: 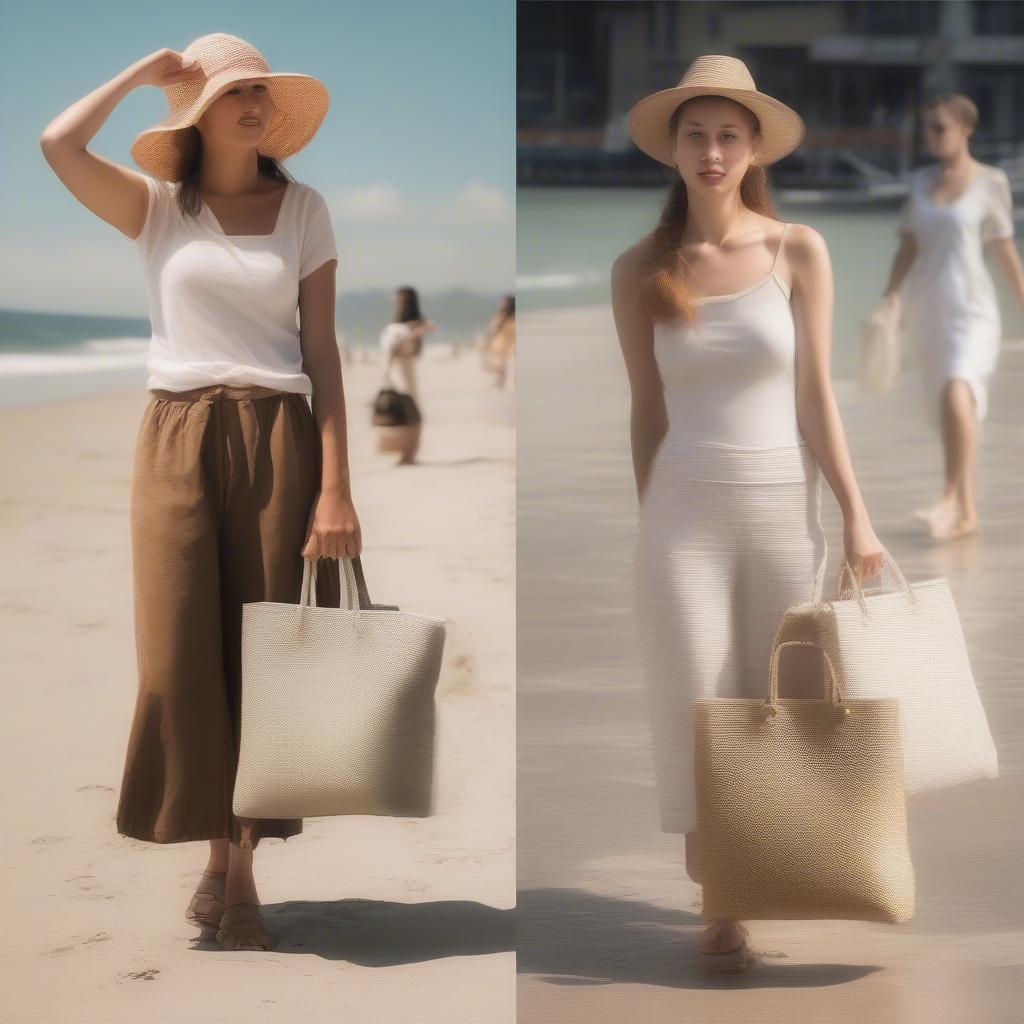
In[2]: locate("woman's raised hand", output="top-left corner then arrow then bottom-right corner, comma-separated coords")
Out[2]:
127,49 -> 205,91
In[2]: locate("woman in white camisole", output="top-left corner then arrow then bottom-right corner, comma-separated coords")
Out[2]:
877,93 -> 1024,542
613,57 -> 885,969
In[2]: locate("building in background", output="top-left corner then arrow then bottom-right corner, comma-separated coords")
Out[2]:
518,0 -> 1024,190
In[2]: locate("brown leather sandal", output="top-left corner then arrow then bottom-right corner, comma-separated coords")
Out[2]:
216,903 -> 276,951
184,869 -> 227,928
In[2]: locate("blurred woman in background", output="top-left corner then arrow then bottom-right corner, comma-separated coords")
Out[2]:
376,285 -> 435,464
480,294 -> 516,390
877,93 -> 1023,542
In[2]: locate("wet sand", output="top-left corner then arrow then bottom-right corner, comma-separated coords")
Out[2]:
517,305 -> 1023,1023
0,345 -> 515,1023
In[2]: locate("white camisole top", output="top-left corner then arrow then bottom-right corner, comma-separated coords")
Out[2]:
652,222 -> 802,448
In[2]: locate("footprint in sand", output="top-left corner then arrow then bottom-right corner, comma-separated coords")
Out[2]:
30,834 -> 65,845
44,928 -> 115,954
77,784 -> 115,792
120,968 -> 160,982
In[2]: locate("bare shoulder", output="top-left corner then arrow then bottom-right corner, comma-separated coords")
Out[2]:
781,222 -> 830,268
611,239 -> 650,290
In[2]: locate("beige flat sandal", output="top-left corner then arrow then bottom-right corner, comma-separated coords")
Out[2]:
216,903 -> 276,951
184,869 -> 227,928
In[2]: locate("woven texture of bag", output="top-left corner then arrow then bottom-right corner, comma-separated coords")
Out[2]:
773,550 -> 998,794
233,554 -> 446,819
693,640 -> 916,923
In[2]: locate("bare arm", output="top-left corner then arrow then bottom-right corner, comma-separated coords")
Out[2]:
403,319 -> 436,343
299,259 -> 362,559
881,231 -> 918,298
38,49 -> 202,239
988,237 -> 1024,316
788,224 -> 883,578
611,245 -> 668,502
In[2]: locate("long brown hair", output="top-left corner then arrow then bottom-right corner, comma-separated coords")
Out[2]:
171,126 -> 293,216
639,99 -> 777,325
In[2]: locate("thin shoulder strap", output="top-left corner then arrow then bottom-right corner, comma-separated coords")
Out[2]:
770,222 -> 791,274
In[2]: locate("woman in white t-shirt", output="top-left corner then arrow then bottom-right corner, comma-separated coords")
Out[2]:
376,286 -> 435,464
40,36 -> 359,951
379,285 -> 436,402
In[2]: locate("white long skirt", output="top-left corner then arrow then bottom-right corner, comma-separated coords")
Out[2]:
631,438 -> 828,833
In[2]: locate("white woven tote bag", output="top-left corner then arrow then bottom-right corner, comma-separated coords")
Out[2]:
773,548 -> 998,795
857,298 -> 902,395
233,554 -> 446,819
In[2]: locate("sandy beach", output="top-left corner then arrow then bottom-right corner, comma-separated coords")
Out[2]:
517,305 -> 1023,1023
0,345 -> 515,1023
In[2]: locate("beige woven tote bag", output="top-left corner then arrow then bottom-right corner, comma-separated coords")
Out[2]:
772,549 -> 998,795
693,640 -> 916,924
233,554 -> 446,819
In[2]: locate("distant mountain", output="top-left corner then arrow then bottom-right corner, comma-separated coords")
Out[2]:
1,286 -> 509,353
336,287 -> 507,348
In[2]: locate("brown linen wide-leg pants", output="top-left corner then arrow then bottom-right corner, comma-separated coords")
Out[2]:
116,383 -> 341,851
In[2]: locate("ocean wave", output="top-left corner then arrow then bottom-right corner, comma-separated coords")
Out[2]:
515,271 -> 605,291
0,336 -> 149,376
82,336 -> 150,354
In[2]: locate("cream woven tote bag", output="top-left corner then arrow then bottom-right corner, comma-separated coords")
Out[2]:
772,549 -> 999,795
233,554 -> 446,819
858,298 -> 902,395
693,640 -> 916,924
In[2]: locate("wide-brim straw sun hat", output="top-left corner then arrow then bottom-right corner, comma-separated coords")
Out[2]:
627,54 -> 805,168
131,32 -> 330,182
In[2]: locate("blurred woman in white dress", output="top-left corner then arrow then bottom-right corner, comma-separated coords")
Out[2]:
878,93 -> 1024,541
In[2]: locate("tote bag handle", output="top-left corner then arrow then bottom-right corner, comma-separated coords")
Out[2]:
299,554 -> 400,611
766,640 -> 844,713
833,546 -> 918,614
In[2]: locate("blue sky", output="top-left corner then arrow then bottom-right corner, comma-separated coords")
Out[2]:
0,0 -> 514,315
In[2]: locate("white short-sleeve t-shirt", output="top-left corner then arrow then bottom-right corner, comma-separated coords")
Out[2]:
379,321 -> 415,357
131,175 -> 338,394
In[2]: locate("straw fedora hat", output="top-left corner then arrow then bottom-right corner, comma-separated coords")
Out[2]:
627,54 -> 805,168
131,33 -> 330,181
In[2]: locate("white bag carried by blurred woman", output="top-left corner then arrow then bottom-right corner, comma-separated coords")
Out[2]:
858,292 -> 903,395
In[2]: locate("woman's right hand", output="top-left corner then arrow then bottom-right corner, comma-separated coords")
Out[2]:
127,49 -> 204,90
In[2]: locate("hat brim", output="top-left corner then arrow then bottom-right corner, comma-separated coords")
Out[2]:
627,86 -> 805,168
131,70 -> 330,181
